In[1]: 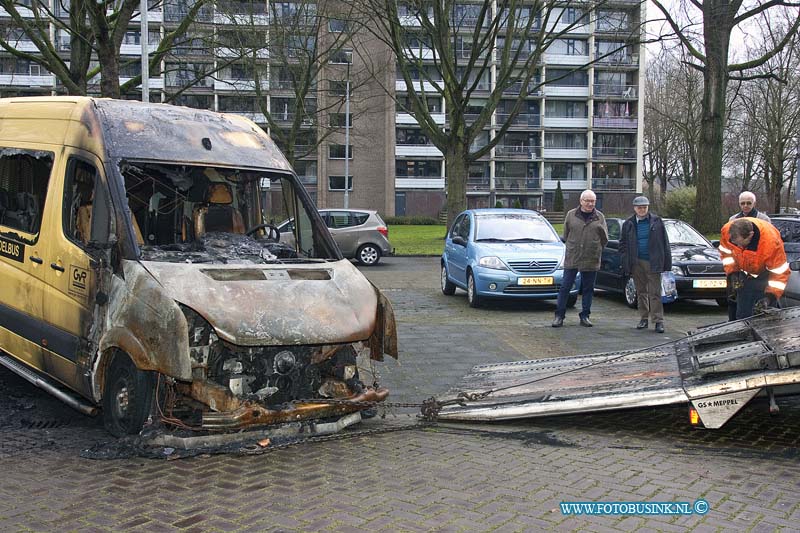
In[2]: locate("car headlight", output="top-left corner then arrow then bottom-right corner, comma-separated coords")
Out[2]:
671,265 -> 684,276
479,256 -> 509,270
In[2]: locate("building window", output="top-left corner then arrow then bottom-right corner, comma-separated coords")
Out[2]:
330,49 -> 353,64
328,19 -> 348,32
328,175 -> 353,191
545,162 -> 586,181
329,113 -> 351,127
329,144 -> 353,159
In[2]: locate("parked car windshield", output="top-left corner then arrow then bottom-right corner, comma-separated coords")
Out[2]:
474,214 -> 559,243
665,220 -> 710,247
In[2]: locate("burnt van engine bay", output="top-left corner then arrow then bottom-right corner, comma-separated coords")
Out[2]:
106,161 -> 394,433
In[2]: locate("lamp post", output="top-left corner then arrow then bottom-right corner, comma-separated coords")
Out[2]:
140,0 -> 149,102
343,60 -> 351,208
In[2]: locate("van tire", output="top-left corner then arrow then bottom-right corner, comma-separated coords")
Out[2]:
102,352 -> 156,438
357,243 -> 381,265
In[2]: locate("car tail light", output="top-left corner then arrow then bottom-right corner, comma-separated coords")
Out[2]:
377,226 -> 388,237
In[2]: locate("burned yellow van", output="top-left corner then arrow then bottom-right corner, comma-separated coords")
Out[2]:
0,97 -> 396,437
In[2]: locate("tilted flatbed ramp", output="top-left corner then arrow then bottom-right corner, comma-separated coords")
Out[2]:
437,307 -> 800,428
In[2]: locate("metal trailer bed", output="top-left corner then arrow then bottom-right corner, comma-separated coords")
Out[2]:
436,307 -> 800,428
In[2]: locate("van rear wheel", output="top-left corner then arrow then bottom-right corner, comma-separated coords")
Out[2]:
102,352 -> 156,437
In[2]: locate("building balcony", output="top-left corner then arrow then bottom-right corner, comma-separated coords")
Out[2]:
592,116 -> 638,129
0,74 -> 53,87
120,43 -> 158,56
280,145 -> 318,158
542,147 -> 588,159
216,47 -> 268,59
0,7 -> 33,17
592,147 -> 637,160
165,7 -> 213,23
214,78 -> 269,91
543,53 -> 590,66
548,22 -> 591,34
497,113 -> 541,127
594,54 -> 639,67
270,113 -> 316,127
543,84 -> 590,98
495,144 -> 542,159
221,111 -> 267,123
595,24 -> 633,34
543,116 -> 588,128
6,40 -> 38,52
395,144 -> 443,157
593,84 -> 638,98
395,176 -> 446,189
165,76 -> 214,89
396,112 -> 446,125
131,9 -> 163,23
214,12 -> 269,25
467,177 -> 490,192
543,179 -> 588,190
297,175 -> 317,186
120,77 -> 164,89
395,80 -> 443,93
592,177 -> 636,190
495,177 -> 542,192
503,81 -> 542,96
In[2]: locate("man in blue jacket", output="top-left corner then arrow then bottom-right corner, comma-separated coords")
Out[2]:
619,196 -> 672,333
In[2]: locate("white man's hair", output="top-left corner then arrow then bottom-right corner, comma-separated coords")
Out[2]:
580,189 -> 596,201
739,191 -> 757,203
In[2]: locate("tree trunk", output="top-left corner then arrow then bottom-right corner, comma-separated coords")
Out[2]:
97,42 -> 121,98
445,144 -> 468,228
694,14 -> 730,234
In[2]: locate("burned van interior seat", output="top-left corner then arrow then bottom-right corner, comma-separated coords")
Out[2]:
193,182 -> 245,237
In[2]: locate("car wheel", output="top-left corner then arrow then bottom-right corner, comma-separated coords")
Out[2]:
357,244 -> 381,266
441,264 -> 456,295
467,271 -> 481,308
716,298 -> 729,307
624,277 -> 638,309
567,294 -> 578,308
102,351 -> 156,438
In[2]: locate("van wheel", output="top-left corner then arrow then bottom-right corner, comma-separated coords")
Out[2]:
441,264 -> 456,295
624,278 -> 638,309
357,244 -> 381,265
103,352 -> 156,438
467,271 -> 481,308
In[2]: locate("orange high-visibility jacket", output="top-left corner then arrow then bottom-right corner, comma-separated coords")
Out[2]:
719,217 -> 790,298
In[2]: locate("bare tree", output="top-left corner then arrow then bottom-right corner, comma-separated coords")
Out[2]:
354,0 -> 638,226
0,0 -> 213,97
651,0 -> 800,232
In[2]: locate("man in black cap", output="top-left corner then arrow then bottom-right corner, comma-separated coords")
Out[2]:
620,196 -> 671,333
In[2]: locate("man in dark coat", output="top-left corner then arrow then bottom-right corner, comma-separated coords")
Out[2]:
620,196 -> 671,333
552,189 -> 609,328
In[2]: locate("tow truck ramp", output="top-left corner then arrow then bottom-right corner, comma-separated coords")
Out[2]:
437,307 -> 800,428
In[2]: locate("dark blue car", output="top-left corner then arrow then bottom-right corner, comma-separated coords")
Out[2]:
595,217 -> 728,307
441,209 -> 578,307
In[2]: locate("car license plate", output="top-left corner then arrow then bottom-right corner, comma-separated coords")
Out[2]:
518,276 -> 554,286
693,279 -> 727,289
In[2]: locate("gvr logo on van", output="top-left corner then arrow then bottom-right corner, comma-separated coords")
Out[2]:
69,265 -> 89,298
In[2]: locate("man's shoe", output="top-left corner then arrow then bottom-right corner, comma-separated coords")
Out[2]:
636,319 -> 648,329
579,316 -> 593,327
552,316 -> 564,328
655,322 -> 665,334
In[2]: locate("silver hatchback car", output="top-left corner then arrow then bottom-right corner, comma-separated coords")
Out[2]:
279,209 -> 393,265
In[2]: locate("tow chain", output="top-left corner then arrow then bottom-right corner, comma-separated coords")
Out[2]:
235,396 -> 470,455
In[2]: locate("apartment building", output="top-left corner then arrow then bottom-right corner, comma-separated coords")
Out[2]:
0,0 -> 643,217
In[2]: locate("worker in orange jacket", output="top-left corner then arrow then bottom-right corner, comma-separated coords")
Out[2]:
718,217 -> 789,320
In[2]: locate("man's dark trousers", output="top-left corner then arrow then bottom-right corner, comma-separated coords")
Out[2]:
555,269 -> 597,319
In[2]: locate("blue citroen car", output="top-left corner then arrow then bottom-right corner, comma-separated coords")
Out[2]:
441,209 -> 579,307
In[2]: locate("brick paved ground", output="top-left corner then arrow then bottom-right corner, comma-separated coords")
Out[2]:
1,257 -> 799,532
